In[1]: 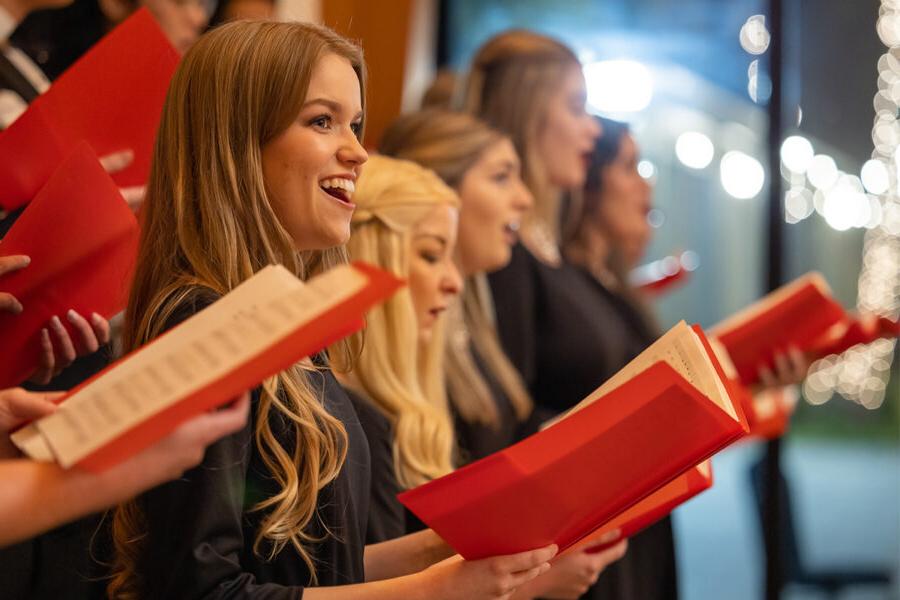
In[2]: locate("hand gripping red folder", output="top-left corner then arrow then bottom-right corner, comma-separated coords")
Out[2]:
711,274 -> 847,386
0,142 -> 138,388
0,9 -> 179,210
399,324 -> 748,559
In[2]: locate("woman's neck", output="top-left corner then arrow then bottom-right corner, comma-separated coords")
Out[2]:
566,222 -> 618,287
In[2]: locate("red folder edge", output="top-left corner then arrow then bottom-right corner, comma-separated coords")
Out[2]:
51,262 -> 402,472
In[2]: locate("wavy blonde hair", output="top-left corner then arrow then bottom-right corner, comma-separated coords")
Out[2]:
459,30 -> 582,262
332,154 -> 457,489
109,21 -> 366,598
380,110 -> 533,428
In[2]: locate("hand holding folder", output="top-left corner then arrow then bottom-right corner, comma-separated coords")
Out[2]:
12,261 -> 403,472
399,321 -> 748,560
0,142 -> 138,389
0,9 -> 178,210
710,273 -> 899,387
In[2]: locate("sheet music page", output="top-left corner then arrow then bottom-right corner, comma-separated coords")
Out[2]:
545,321 -> 735,428
12,264 -> 366,468
708,272 -> 830,337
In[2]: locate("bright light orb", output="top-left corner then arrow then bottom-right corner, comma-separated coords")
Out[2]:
720,151 -> 765,199
675,132 -> 714,169
860,159 -> 890,194
637,159 -> 656,179
740,15 -> 770,55
583,60 -> 654,114
807,154 -> 839,190
780,135 -> 815,173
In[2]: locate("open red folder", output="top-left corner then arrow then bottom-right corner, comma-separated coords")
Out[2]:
0,9 -> 179,210
809,315 -> 900,358
11,262 -> 403,472
710,273 -> 847,386
577,462 -> 713,554
0,142 -> 138,388
399,322 -> 748,559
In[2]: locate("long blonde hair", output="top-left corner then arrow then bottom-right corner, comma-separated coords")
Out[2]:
380,110 -> 532,428
110,21 -> 365,598
333,154 -> 457,489
460,30 -> 582,261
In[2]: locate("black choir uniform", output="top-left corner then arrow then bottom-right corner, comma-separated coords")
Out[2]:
450,341 -> 541,465
129,292 -> 370,597
489,242 -> 679,600
346,390 -> 406,544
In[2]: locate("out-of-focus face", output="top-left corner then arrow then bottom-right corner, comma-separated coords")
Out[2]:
262,52 -> 367,251
221,0 -> 273,21
456,138 -> 533,276
536,64 -> 602,190
408,204 -> 463,343
143,0 -> 213,54
592,134 -> 653,267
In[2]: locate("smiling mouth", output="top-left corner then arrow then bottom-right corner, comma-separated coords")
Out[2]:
320,178 -> 356,205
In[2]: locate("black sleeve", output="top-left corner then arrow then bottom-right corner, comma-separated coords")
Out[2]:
134,293 -> 303,600
487,243 -> 539,388
345,391 -> 406,544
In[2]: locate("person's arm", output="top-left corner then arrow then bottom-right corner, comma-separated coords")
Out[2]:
364,528 -> 453,581
0,393 -> 249,547
306,545 -> 556,600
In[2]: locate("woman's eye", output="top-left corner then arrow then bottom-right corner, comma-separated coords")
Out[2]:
419,250 -> 440,264
350,121 -> 362,136
310,115 -> 332,129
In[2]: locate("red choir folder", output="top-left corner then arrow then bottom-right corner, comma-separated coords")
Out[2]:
0,9 -> 179,210
745,388 -> 793,440
398,321 -> 749,560
579,461 -> 713,553
12,261 -> 404,472
808,315 -> 900,358
632,255 -> 692,297
0,143 -> 138,388
709,273 -> 847,386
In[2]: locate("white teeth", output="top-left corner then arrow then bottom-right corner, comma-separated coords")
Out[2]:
320,178 -> 355,194
506,221 -> 520,233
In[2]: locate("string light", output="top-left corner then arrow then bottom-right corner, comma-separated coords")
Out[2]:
805,0 -> 900,409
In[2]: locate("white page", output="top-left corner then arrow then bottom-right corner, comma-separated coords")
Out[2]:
545,321 -> 736,428
12,264 -> 366,468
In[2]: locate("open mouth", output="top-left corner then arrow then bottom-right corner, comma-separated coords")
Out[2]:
320,177 -> 356,205
503,221 -> 520,242
430,306 -> 447,317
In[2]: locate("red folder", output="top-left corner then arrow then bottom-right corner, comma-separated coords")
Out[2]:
582,462 -> 713,552
0,142 -> 138,388
634,256 -> 691,296
69,262 -> 403,472
0,9 -> 179,210
808,315 -> 900,358
399,353 -> 746,559
712,275 -> 847,386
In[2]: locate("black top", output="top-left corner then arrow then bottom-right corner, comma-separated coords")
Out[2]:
488,243 -> 678,600
450,342 -> 540,465
345,389 -> 406,545
133,292 -> 370,598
